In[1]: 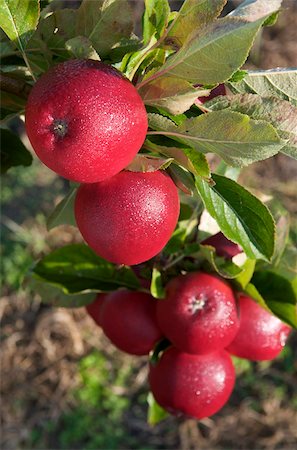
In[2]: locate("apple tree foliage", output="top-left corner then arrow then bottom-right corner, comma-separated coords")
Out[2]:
1,0 -> 297,423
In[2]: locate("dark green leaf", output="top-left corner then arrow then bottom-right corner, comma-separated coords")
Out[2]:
1,129 -> 32,174
195,174 -> 275,261
32,244 -> 141,294
252,271 -> 297,328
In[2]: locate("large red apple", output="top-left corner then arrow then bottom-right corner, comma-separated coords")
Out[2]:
25,59 -> 148,183
149,347 -> 235,419
227,294 -> 291,361
101,290 -> 163,355
75,170 -> 180,265
156,272 -> 239,354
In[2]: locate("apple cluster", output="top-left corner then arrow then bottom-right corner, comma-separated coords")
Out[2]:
86,236 -> 291,420
25,59 -> 180,265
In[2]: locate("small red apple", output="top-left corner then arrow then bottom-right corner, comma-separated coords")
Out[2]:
201,232 -> 242,259
101,290 -> 163,355
25,59 -> 148,183
149,347 -> 235,419
227,294 -> 291,361
75,170 -> 180,265
156,272 -> 239,354
85,293 -> 107,327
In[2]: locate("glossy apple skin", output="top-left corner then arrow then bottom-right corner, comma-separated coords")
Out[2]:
201,232 -> 242,259
75,170 -> 180,265
25,59 -> 148,183
100,290 -> 163,355
196,84 -> 226,104
149,347 -> 235,419
85,293 -> 108,327
227,294 -> 291,361
156,272 -> 239,354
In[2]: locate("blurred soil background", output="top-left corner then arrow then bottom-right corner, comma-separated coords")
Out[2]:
1,1 -> 297,449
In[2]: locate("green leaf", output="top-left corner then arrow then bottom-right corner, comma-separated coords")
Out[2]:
205,94 -> 297,160
244,282 -> 272,311
46,188 -> 77,231
143,14 -> 274,85
139,76 -> 208,115
195,174 -> 275,261
0,129 -> 32,174
227,69 -> 297,107
32,244 -> 141,294
233,258 -> 256,290
126,154 -> 173,172
150,267 -> 165,299
251,271 -> 297,328
200,245 -> 243,279
148,110 -> 285,167
228,0 -> 282,21
29,278 -> 95,308
65,36 -> 100,60
0,0 -> 40,49
147,392 -> 168,426
76,0 -> 133,57
143,0 -> 170,45
165,0 -> 227,49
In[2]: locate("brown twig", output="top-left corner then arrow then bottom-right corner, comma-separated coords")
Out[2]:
0,73 -> 32,98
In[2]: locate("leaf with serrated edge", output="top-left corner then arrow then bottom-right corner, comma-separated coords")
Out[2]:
65,36 -> 100,60
205,94 -> 297,159
228,0 -> 282,21
0,0 -> 39,49
200,245 -> 243,279
148,110 -> 285,167
139,77 -> 208,115
195,174 -> 275,261
76,0 -> 133,57
165,0 -> 227,49
227,68 -> 297,107
139,14 -> 274,86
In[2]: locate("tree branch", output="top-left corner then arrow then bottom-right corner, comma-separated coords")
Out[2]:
0,73 -> 32,99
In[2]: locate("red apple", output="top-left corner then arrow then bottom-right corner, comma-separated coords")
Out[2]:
101,290 -> 163,355
156,272 -> 239,354
227,294 -> 291,361
75,170 -> 180,265
85,293 -> 107,327
25,59 -> 148,183
149,347 -> 235,419
201,232 -> 242,259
